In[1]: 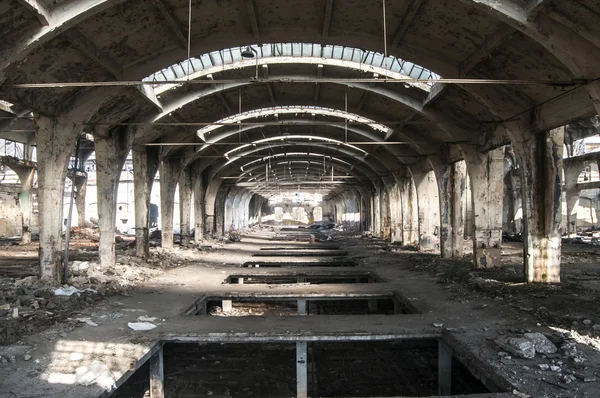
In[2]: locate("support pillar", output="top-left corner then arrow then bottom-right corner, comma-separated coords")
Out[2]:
35,116 -> 81,279
178,167 -> 192,246
192,167 -> 205,243
133,147 -> 159,258
74,173 -> 88,226
513,128 -> 564,283
16,167 -> 35,244
400,177 -> 419,245
94,129 -> 131,269
413,170 -> 440,251
149,345 -> 164,398
296,342 -> 308,398
434,161 -> 467,258
564,163 -> 584,237
464,148 -> 504,268
159,158 -> 182,249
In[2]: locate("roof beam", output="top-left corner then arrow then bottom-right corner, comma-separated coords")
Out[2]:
356,92 -> 368,112
526,0 -> 552,22
64,29 -> 163,111
322,0 -> 334,38
15,0 -> 50,26
246,0 -> 260,40
207,74 -> 232,113
261,65 -> 277,106
151,0 -> 187,49
391,0 -> 424,48
136,85 -> 163,112
459,25 -> 516,76
64,29 -> 123,80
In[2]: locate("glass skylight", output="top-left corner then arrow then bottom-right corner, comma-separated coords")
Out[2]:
143,43 -> 441,94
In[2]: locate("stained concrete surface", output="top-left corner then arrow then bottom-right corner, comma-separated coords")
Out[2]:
0,228 -> 599,397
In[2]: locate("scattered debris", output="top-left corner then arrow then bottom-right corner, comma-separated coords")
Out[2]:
127,322 -> 157,331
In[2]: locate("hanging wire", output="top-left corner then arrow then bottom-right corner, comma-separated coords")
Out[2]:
382,0 -> 388,58
187,0 -> 193,78
238,88 -> 242,143
344,88 -> 348,143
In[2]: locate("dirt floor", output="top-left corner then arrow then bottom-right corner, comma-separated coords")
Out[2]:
0,226 -> 599,397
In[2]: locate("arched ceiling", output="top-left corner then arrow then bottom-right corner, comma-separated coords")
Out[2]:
1,0 -> 600,199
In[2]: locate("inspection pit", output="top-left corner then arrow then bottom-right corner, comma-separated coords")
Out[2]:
243,260 -> 357,267
111,339 -> 504,398
186,292 -> 417,316
225,272 -> 378,285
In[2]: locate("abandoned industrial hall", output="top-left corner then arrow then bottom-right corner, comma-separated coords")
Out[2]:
3,0 -> 600,397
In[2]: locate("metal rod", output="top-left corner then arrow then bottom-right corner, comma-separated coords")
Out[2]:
62,137 -> 81,284
2,77 -> 588,88
145,141 -> 430,146
90,120 -> 495,126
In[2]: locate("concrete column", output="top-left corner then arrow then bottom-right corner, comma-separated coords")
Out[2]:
434,161 -> 467,258
74,173 -> 88,226
159,158 -> 182,249
214,187 -> 229,237
389,183 -> 403,243
192,167 -> 205,243
513,128 -> 564,283
464,148 -> 504,268
564,163 -> 584,236
15,167 -> 35,244
373,190 -> 381,236
413,170 -> 440,251
94,129 -> 131,269
178,167 -> 192,246
132,147 -> 159,258
35,115 -> 81,279
380,188 -> 391,240
400,177 -> 419,245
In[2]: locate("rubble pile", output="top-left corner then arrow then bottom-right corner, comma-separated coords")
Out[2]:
0,256 -> 167,345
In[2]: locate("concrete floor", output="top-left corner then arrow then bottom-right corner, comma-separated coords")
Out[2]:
1,228 -> 599,397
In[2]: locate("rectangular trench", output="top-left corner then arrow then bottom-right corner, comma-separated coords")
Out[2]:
111,339 -> 504,398
225,273 -> 378,284
243,260 -> 358,267
186,293 -> 418,316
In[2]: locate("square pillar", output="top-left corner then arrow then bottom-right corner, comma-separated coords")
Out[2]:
149,344 -> 164,398
514,128 -> 564,283
35,116 -> 81,279
94,129 -> 131,269
178,167 -> 192,246
159,158 -> 183,249
412,170 -> 440,251
465,148 -> 504,268
434,161 -> 467,258
192,168 -> 205,243
133,147 -> 159,259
